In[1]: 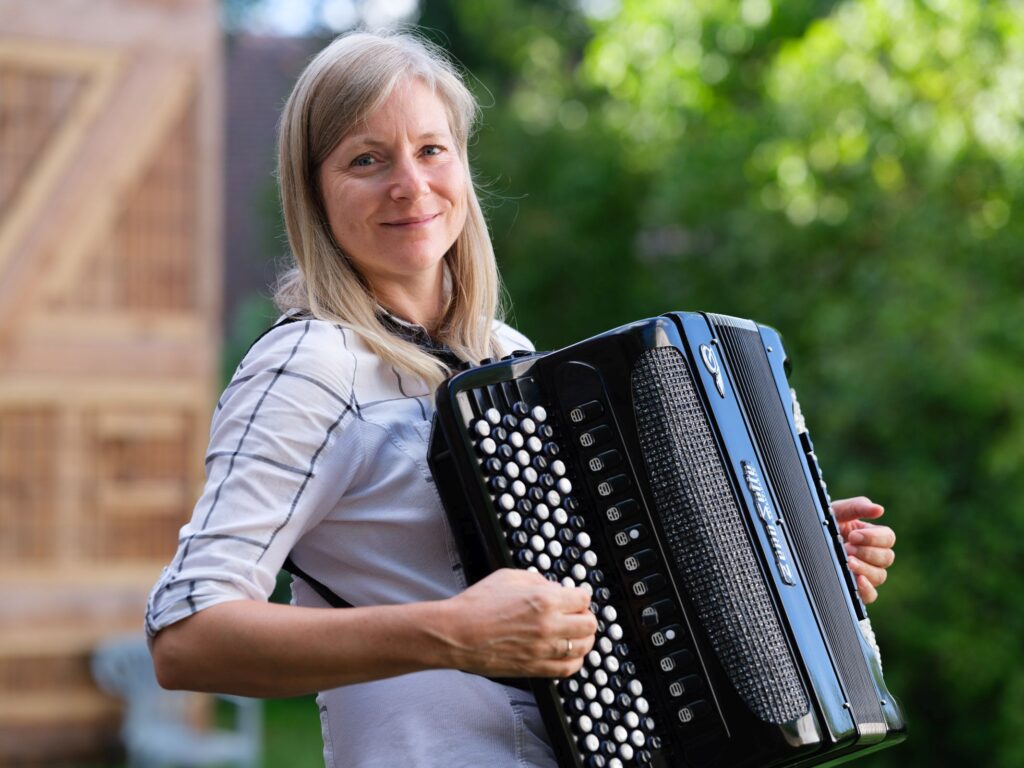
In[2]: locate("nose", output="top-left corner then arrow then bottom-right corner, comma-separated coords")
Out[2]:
389,155 -> 430,201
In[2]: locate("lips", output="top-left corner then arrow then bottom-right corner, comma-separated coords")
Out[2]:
382,213 -> 441,227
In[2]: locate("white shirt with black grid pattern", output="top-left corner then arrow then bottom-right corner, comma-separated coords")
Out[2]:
145,316 -> 557,768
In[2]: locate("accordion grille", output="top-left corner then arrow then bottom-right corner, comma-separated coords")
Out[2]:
632,346 -> 810,725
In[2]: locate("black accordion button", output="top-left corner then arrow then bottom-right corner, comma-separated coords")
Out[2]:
649,624 -> 684,649
668,675 -> 704,699
568,399 -> 605,424
658,649 -> 695,674
676,699 -> 711,726
579,424 -> 612,448
622,548 -> 657,572
640,599 -> 677,627
631,573 -> 666,598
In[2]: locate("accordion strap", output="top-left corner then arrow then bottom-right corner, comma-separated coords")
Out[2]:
282,555 -> 354,609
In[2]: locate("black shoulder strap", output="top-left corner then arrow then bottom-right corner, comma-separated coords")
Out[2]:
244,312 -> 306,359
282,555 -> 355,609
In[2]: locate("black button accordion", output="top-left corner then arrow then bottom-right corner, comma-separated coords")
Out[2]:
427,312 -> 906,768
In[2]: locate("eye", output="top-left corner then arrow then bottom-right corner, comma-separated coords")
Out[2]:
350,154 -> 376,168
422,144 -> 446,157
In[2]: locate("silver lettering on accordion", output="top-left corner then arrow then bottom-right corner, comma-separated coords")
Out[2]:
669,681 -> 683,697
570,407 -> 585,423
588,456 -> 604,471
606,506 -> 622,522
580,432 -> 595,447
741,461 -> 797,586
624,555 -> 639,571
700,343 -> 726,398
660,656 -> 675,673
678,707 -> 694,723
598,481 -> 612,496
615,531 -> 630,547
633,581 -> 648,597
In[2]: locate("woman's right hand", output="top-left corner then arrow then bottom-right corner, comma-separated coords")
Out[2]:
438,568 -> 598,679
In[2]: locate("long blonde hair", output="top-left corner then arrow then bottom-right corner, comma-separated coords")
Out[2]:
274,31 -> 505,389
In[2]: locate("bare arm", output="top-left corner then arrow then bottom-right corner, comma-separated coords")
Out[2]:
152,568 -> 598,698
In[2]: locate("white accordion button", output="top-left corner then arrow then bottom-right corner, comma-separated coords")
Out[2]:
531,406 -> 547,422
485,408 -> 501,425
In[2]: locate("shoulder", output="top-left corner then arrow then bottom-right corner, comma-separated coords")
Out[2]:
492,319 -> 535,355
232,315 -> 413,408
223,317 -> 369,413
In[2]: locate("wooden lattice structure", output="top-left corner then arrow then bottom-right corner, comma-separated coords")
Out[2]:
0,0 -> 221,762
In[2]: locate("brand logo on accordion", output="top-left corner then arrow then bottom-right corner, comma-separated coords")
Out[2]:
699,343 -> 726,398
741,461 -> 797,586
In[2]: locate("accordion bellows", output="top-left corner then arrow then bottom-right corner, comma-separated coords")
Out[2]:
428,311 -> 906,768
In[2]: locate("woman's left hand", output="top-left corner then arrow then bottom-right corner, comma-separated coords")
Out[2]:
832,496 -> 895,605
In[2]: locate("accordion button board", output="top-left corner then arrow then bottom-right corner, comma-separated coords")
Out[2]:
428,311 -> 906,768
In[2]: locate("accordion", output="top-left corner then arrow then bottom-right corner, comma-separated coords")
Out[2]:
427,312 -> 906,768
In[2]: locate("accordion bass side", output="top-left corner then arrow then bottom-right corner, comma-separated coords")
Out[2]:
427,312 -> 906,768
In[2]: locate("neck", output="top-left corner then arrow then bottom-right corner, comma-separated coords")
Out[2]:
373,274 -> 446,333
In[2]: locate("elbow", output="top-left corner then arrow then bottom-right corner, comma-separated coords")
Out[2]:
150,623 -> 198,690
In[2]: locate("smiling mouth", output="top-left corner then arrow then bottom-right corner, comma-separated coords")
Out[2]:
382,213 -> 441,227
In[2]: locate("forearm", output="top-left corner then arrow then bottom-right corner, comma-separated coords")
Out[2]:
153,569 -> 597,697
152,598 -> 456,698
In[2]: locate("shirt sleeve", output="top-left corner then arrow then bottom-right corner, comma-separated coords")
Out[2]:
145,319 -> 364,636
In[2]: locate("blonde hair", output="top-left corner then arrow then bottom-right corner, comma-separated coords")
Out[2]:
274,30 -> 505,389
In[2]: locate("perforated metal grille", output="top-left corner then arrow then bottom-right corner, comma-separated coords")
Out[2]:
632,346 -> 809,724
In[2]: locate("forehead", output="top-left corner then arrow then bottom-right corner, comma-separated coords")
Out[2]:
348,79 -> 454,142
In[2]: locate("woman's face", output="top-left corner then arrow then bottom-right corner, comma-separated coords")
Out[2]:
318,78 -> 468,302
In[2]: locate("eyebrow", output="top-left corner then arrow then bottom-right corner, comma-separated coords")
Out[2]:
345,131 -> 451,149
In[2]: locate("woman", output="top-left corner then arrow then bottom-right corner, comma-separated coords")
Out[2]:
147,31 -> 896,767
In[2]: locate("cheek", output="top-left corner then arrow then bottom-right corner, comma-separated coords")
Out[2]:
448,167 -> 470,222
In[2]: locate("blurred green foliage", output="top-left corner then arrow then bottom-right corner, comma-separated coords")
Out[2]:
227,0 -> 1024,765
419,0 -> 1024,765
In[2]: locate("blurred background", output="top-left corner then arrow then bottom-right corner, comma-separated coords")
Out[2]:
1,0 -> 1022,765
